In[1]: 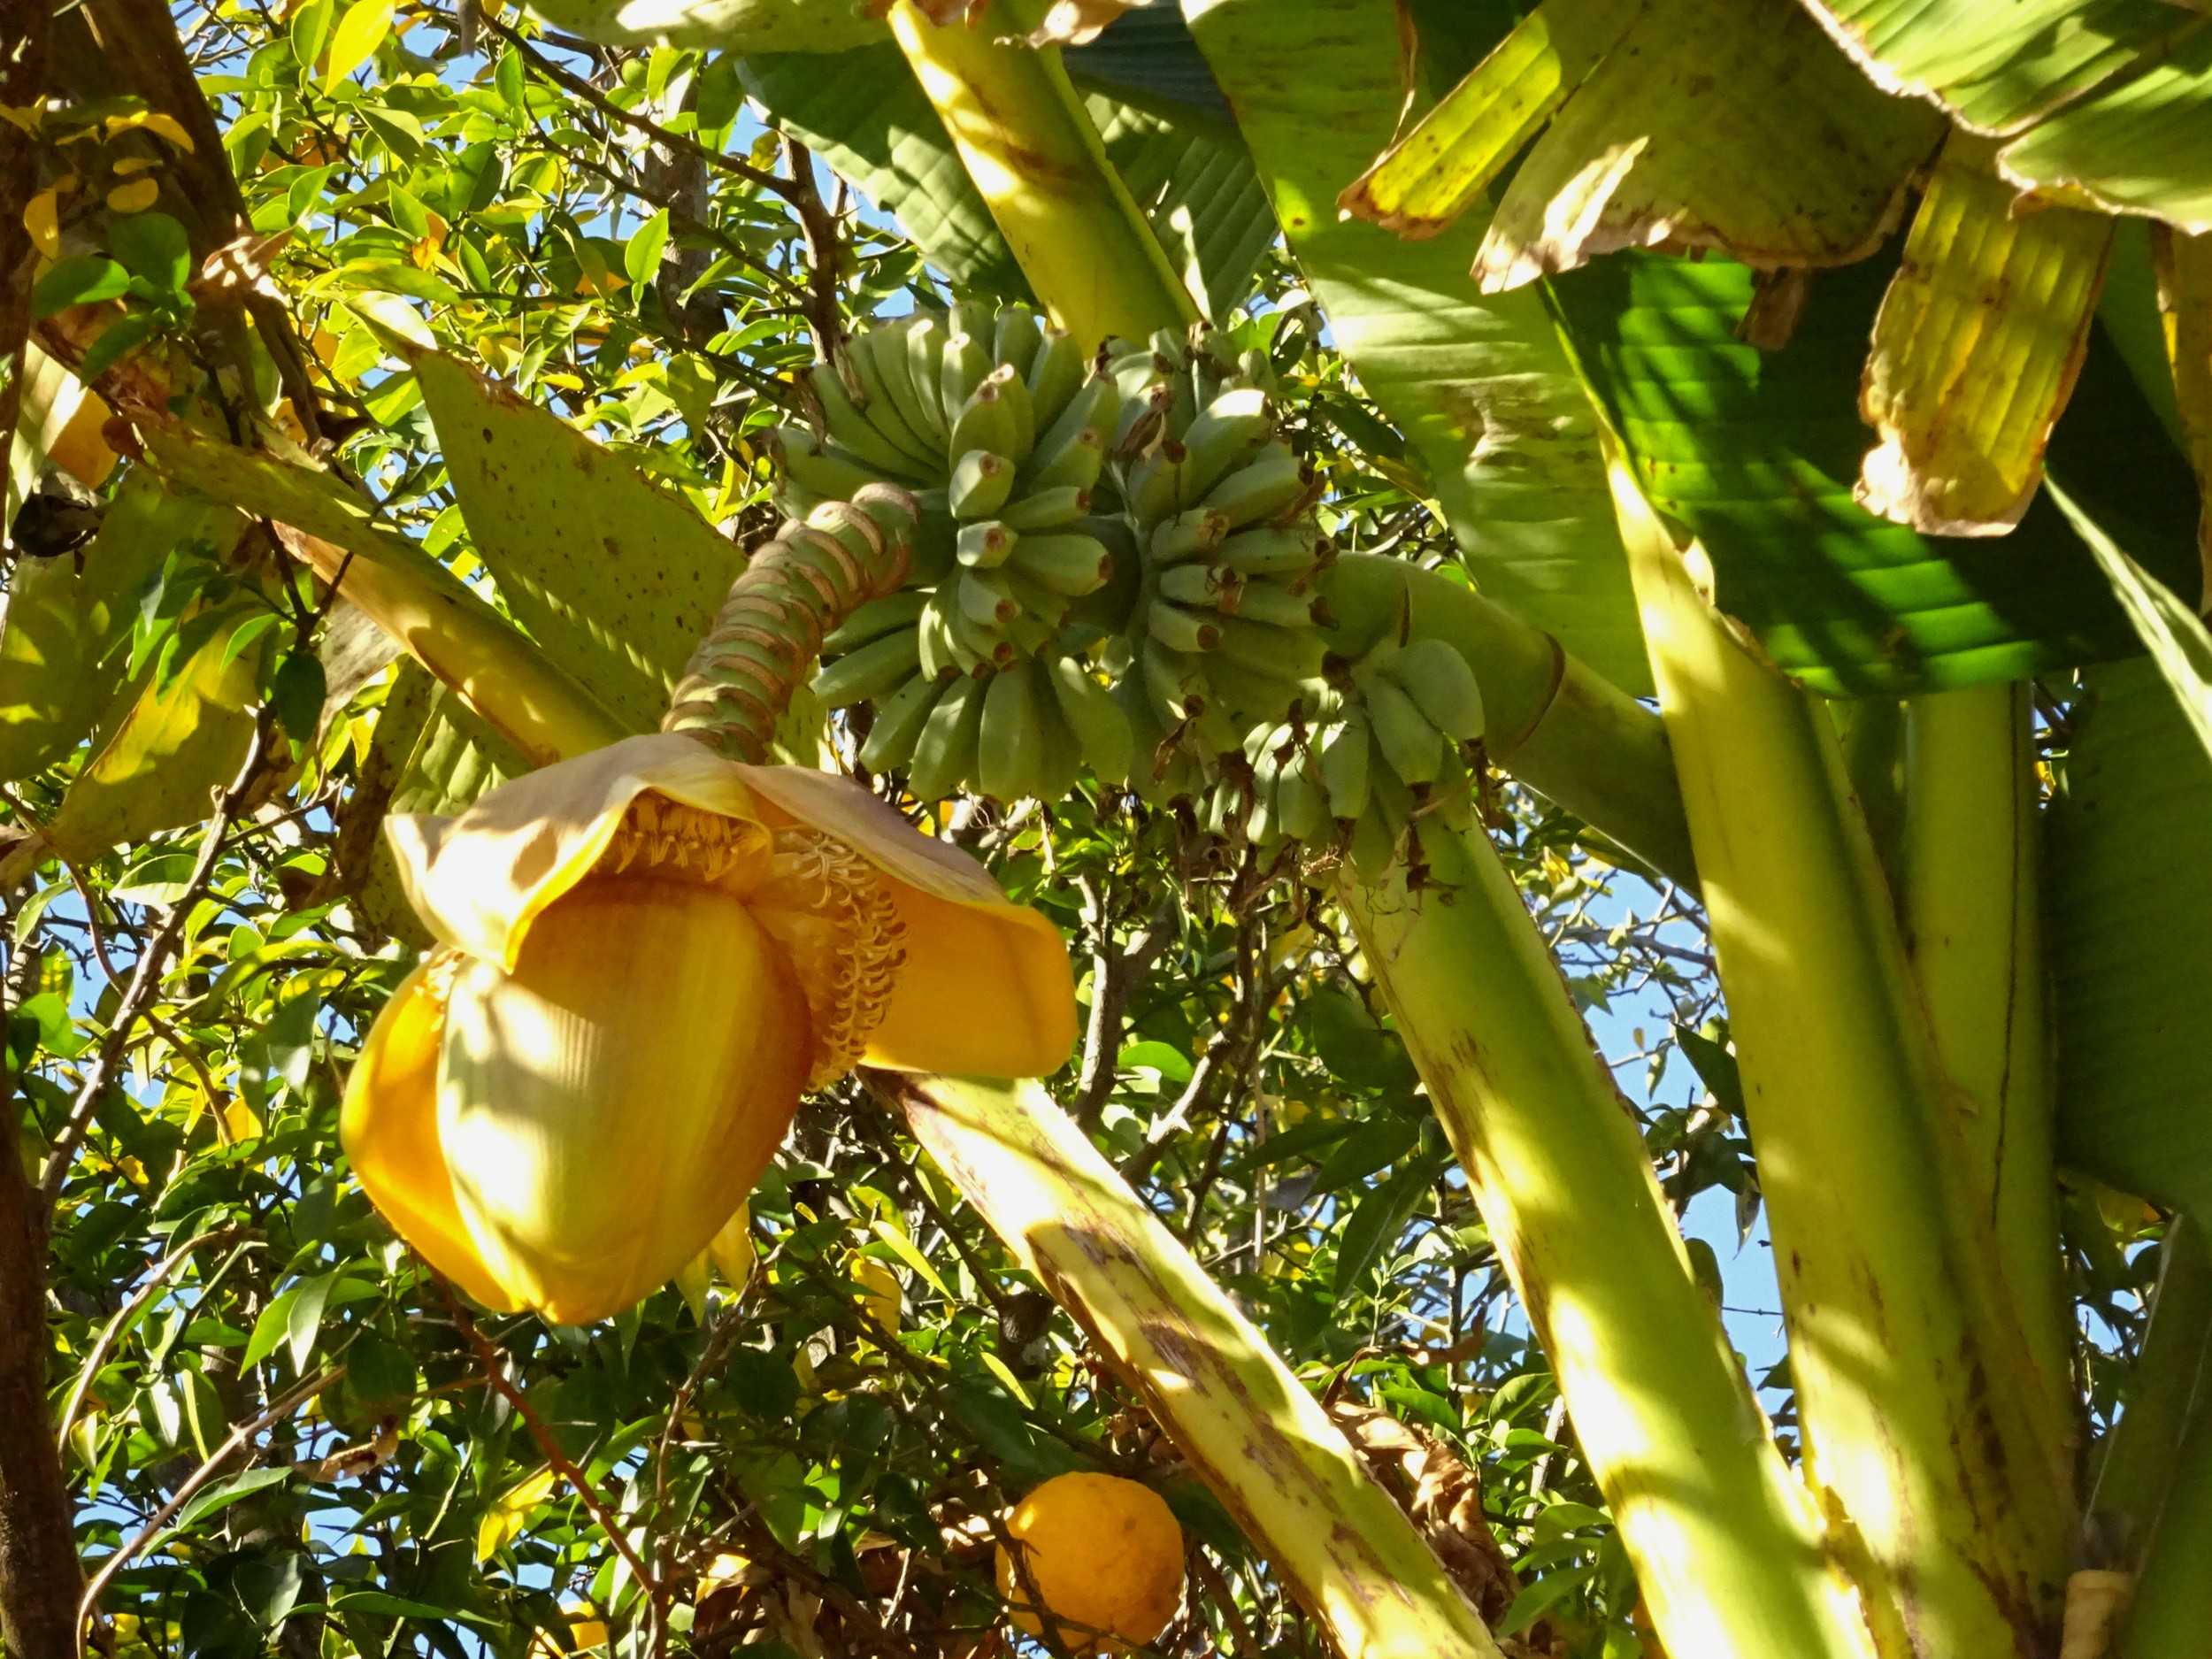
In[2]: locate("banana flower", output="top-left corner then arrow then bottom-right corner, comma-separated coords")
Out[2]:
342,733 -> 1074,1325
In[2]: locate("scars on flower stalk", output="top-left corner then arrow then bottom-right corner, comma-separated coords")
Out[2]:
341,733 -> 1075,1325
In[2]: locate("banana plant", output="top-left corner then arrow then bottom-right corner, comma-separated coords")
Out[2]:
12,0 -> 2212,1655
618,4 -> 2200,1655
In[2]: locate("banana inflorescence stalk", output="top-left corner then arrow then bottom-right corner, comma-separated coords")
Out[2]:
664,485 -> 921,762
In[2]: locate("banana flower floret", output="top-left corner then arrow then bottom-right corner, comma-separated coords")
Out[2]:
342,733 -> 1074,1325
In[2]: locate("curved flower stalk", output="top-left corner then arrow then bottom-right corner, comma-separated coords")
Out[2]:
343,492 -> 1078,1325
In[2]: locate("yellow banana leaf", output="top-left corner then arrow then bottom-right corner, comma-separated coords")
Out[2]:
1858,133 -> 2114,536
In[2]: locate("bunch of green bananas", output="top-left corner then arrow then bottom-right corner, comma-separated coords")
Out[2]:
789,303 -> 1144,801
1097,329 -> 1329,803
787,308 -> 1472,827
1211,637 -> 1487,876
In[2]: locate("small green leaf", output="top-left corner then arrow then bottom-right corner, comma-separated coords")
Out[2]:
496,45 -> 526,113
624,207 -> 671,288
170,1465 -> 293,1531
324,0 -> 394,86
243,1286 -> 299,1369
32,257 -> 129,318
1312,1117 -> 1420,1196
869,1216 -> 953,1302
1502,1564 -> 1593,1636
110,212 -> 193,294
1333,1150 -> 1448,1295
78,314 -> 158,386
221,611 -> 284,669
269,651 -> 327,746
287,1270 -> 338,1371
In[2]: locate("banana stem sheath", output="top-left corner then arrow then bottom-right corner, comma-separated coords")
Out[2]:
876,1071 -> 1505,1659
887,2 -> 1199,347
2115,1223 -> 2212,1656
1901,683 -> 2072,1462
1339,829 -> 1877,1659
1612,444 -> 2072,1655
1320,554 -> 1695,887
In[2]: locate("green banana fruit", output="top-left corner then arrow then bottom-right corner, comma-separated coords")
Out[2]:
1047,653 -> 1133,784
993,305 -> 1043,379
1363,672 -> 1444,786
1203,446 -> 1312,528
907,672 -> 986,800
1317,714 -> 1371,821
959,569 -> 1018,630
1216,524 -> 1320,577
1148,600 -> 1221,656
1382,639 -> 1486,743
864,322 -> 945,451
979,659 -> 1045,801
823,589 -> 930,654
1026,326 -> 1086,431
949,449 -> 1015,519
949,370 -> 1022,461
775,429 -> 885,501
1176,386 -> 1273,503
958,521 -> 1018,570
1150,509 -> 1227,565
1000,485 -> 1091,532
859,672 -> 946,772
811,627 -> 922,708
846,338 -> 939,468
808,363 -> 929,481
1008,534 -> 1114,596
1231,579 -> 1325,631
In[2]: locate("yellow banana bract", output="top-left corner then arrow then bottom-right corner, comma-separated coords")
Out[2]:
342,733 -> 1075,1326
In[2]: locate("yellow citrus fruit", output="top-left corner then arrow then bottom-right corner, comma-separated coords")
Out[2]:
994,1472 -> 1183,1655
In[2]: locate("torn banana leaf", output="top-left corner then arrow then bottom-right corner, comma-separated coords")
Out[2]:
0,474 -> 234,781
34,598 -> 269,868
2051,656 -> 2212,1228
1801,0 -> 2212,232
139,419 -> 628,766
2047,480 -> 2212,764
1340,0 -> 1943,291
1857,133 -> 2113,536
2157,226 -> 2212,603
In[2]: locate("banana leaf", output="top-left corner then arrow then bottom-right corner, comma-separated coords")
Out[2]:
404,345 -> 748,733
741,40 -> 1272,323
1182,0 -> 1654,695
1798,0 -> 2212,230
2050,657 -> 2212,1229
1550,250 -> 2203,692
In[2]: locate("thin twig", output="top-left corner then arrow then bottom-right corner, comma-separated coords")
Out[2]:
38,724 -> 272,1207
55,1226 -> 254,1451
442,1285 -> 671,1655
780,133 -> 845,360
1071,882 -> 1177,1128
75,1364 -> 342,1657
480,16 -> 799,205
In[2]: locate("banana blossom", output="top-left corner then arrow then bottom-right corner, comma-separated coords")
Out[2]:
342,733 -> 1074,1324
